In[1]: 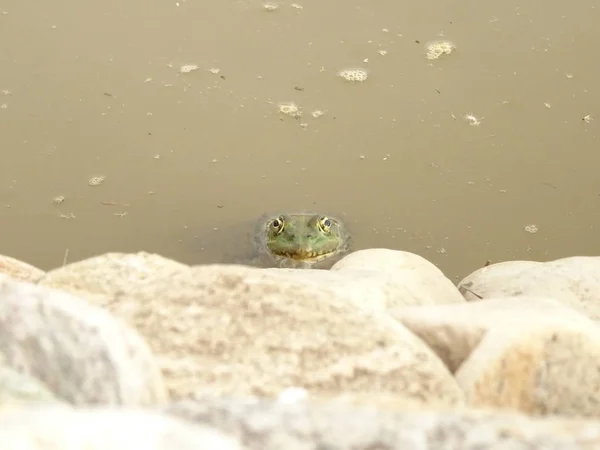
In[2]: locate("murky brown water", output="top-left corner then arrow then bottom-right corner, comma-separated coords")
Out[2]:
2,0 -> 599,281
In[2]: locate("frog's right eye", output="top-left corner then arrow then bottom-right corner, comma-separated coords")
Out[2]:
271,217 -> 285,234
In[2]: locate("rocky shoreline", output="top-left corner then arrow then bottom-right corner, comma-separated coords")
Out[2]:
1,248 -> 600,449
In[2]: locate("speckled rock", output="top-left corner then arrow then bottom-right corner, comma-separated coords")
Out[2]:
38,252 -> 191,299
457,256 -> 600,321
0,255 -> 44,282
391,295 -> 600,417
35,254 -> 465,404
164,395 -> 600,449
0,274 -> 166,406
0,406 -> 243,450
455,312 -> 600,418
390,296 -> 591,373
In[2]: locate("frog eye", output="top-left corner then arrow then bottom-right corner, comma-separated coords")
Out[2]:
271,216 -> 285,234
318,216 -> 332,232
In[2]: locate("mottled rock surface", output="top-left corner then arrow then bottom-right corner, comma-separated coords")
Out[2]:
0,406 -> 243,450
392,295 -> 600,417
39,252 -> 190,298
0,274 -> 166,406
458,256 -> 600,321
5,248 -> 600,428
36,253 -> 465,403
456,316 -> 600,418
164,395 -> 600,450
390,296 -> 591,373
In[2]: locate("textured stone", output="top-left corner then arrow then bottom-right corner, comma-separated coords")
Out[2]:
37,255 -> 464,403
390,296 -> 590,373
457,256 -> 600,321
456,316 -> 600,418
0,274 -> 166,406
0,406 -> 243,450
165,395 -> 600,449
331,249 -> 466,307
39,251 -> 190,298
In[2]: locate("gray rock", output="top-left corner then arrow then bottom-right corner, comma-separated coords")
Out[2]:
390,296 -> 591,373
0,274 -> 166,406
38,254 -> 465,404
457,257 -> 600,322
164,395 -> 600,450
0,406 -> 243,450
392,296 -> 600,417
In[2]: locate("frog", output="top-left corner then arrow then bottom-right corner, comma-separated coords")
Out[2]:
251,212 -> 351,269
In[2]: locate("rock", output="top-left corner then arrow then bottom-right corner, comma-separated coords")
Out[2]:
261,267 -> 464,316
0,274 -> 166,406
390,296 -> 591,373
41,250 -> 464,318
0,255 -> 44,282
38,255 -> 464,404
457,256 -> 600,321
0,406 -> 243,450
39,251 -> 190,298
392,296 -> 600,417
331,249 -> 465,307
455,311 -> 600,418
164,395 -> 600,449
306,390 -> 457,412
0,366 -> 64,408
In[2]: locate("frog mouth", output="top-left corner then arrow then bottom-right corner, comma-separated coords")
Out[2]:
274,249 -> 335,261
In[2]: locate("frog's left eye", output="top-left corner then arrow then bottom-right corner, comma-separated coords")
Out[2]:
318,216 -> 332,232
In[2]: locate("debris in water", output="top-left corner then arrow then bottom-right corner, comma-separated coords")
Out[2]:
338,68 -> 369,82
52,196 -> 65,204
425,40 -> 455,60
100,201 -> 131,207
263,2 -> 279,11
88,176 -> 106,186
463,113 -> 483,126
179,64 -> 199,74
278,102 -> 302,118
524,224 -> 538,234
